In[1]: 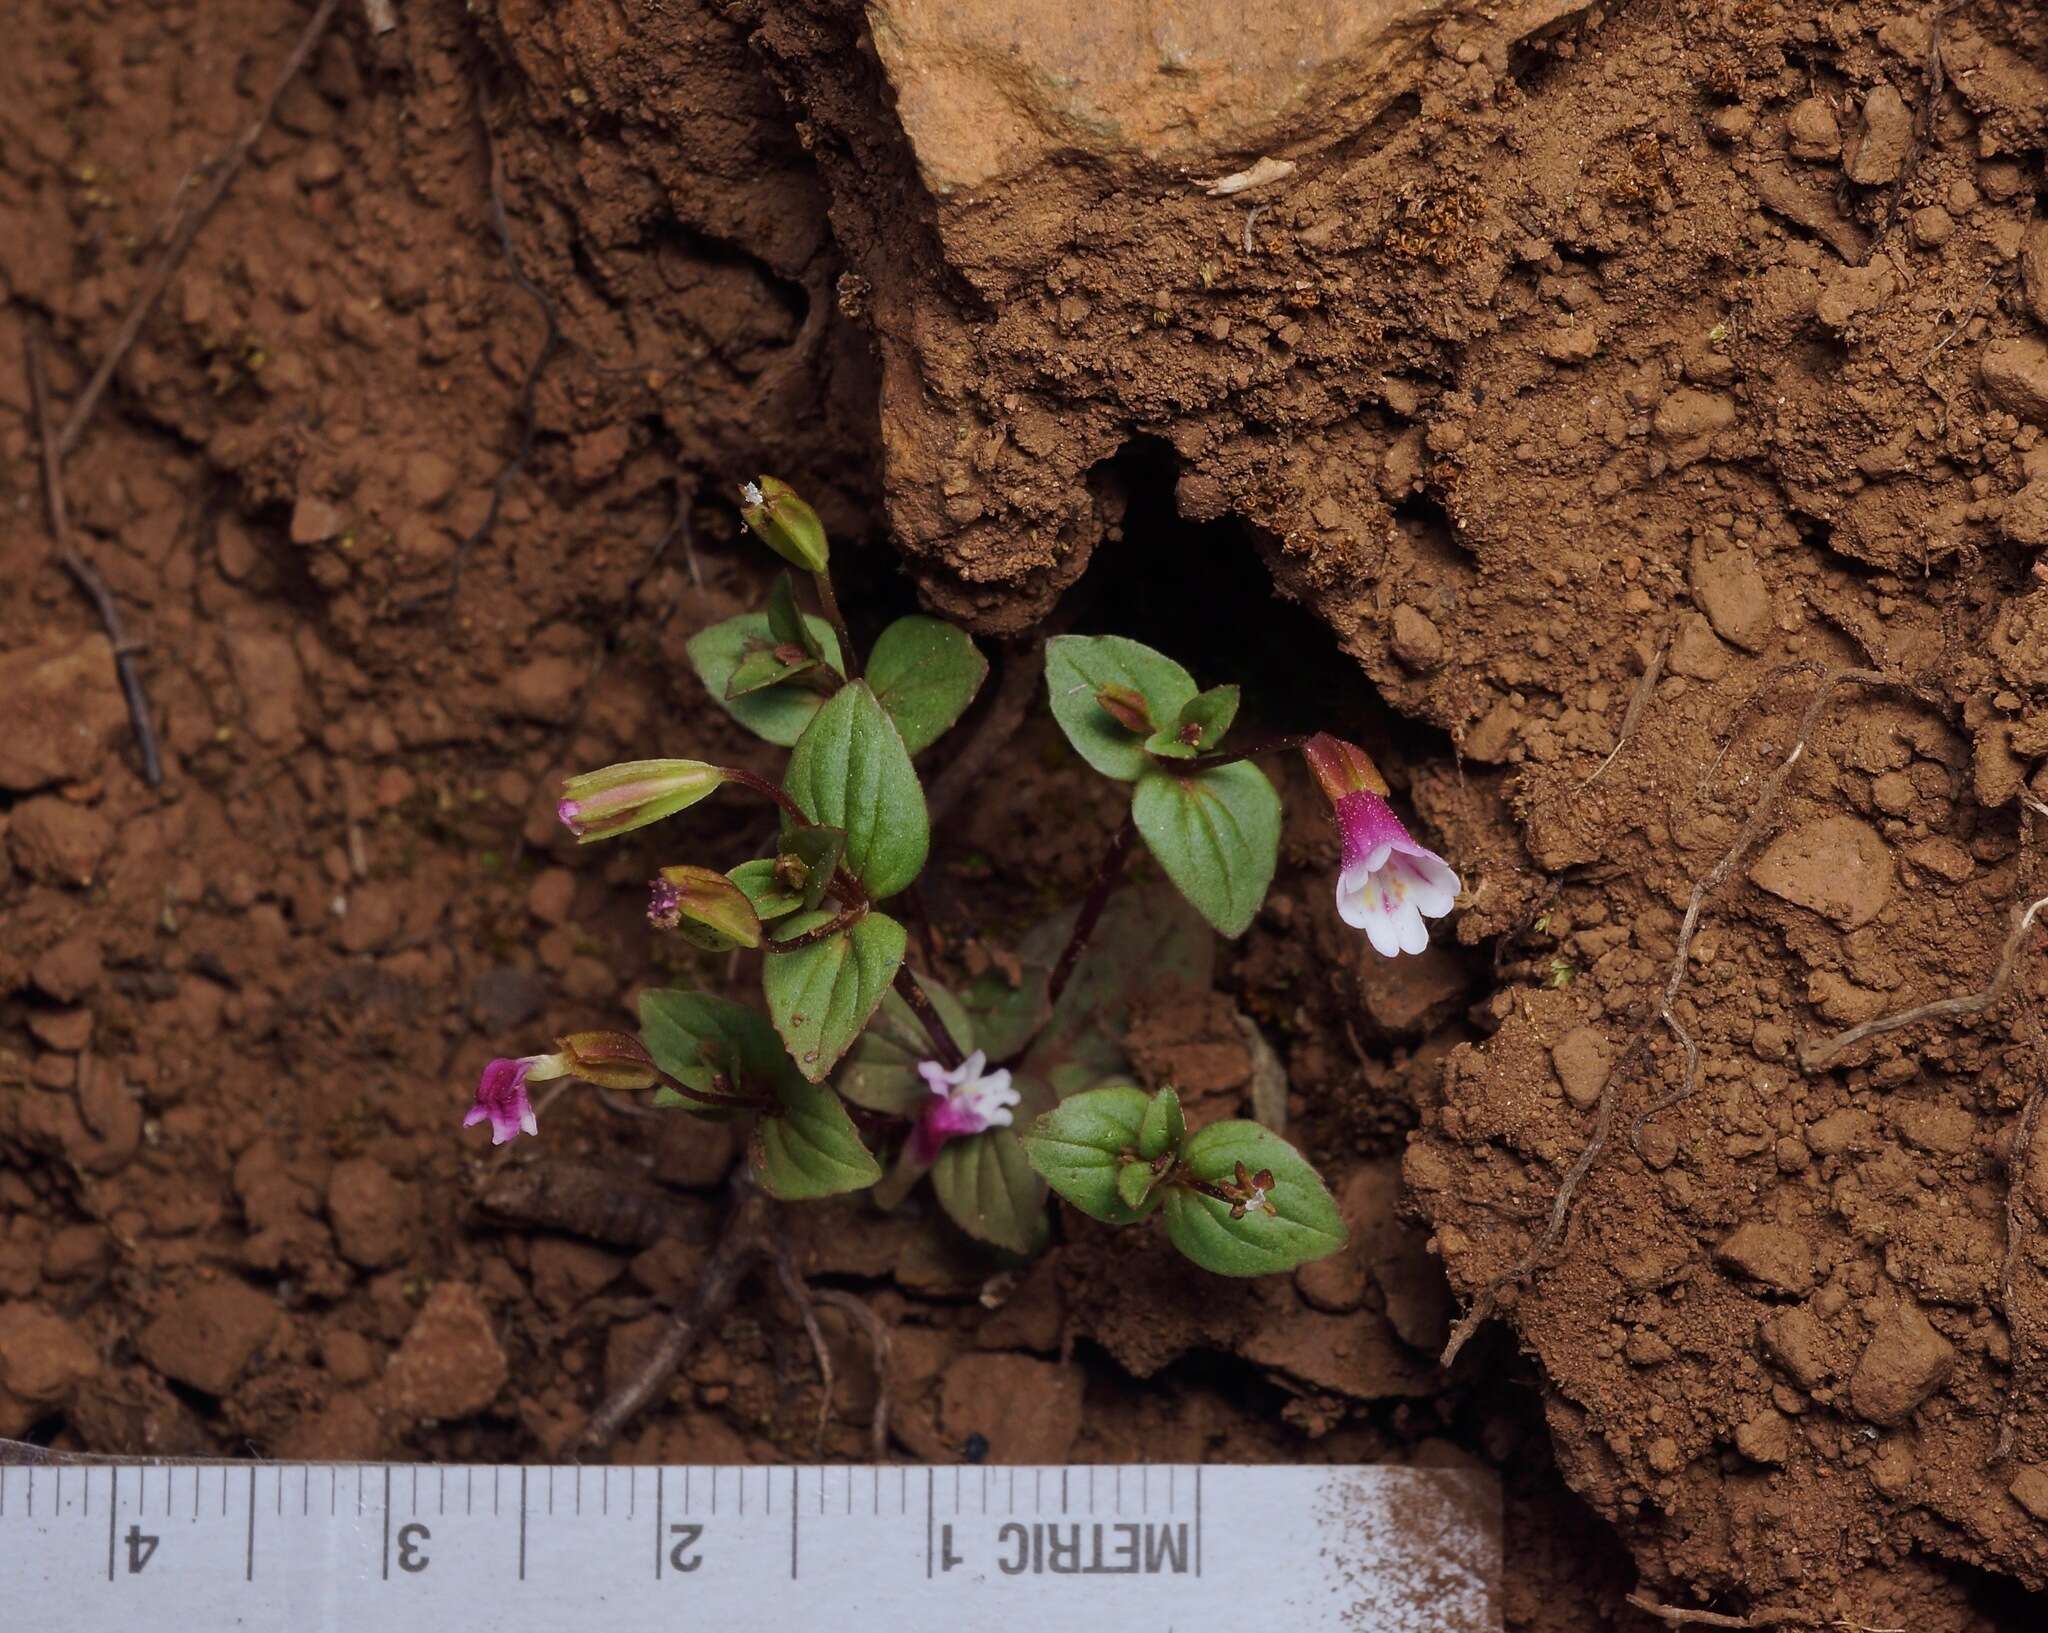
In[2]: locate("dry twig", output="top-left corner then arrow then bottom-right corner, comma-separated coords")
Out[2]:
58,0 -> 344,459
1441,669 -> 1887,1366
25,332 -> 165,788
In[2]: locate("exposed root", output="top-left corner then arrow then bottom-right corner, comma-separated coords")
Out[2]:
1624,1594 -> 1813,1629
1629,1010 -> 1700,1158
477,1158 -> 701,1248
577,1183 -> 774,1455
812,1288 -> 894,1461
56,0 -> 344,460
1996,1056 -> 2046,1463
1578,629 -> 1670,792
1798,895 -> 2048,1071
770,1240 -> 837,1450
410,98 -> 562,612
1442,668 -> 1887,1367
25,329 -> 165,789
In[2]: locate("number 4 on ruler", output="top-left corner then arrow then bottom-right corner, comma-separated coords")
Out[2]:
123,1525 -> 158,1575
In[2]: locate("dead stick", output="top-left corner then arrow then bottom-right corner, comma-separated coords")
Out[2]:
577,1183 -> 774,1454
58,0 -> 344,459
1800,895 -> 2048,1070
25,332 -> 165,788
1442,668 -> 1887,1366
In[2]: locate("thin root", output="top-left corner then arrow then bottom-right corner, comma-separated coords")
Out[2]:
25,329 -> 165,789
1441,668 -> 1888,1367
408,98 -> 562,613
576,1183 -> 773,1454
771,1241 -> 837,1451
1624,1595 -> 1812,1630
1629,1010 -> 1700,1157
1799,895 -> 2048,1070
1579,630 -> 1670,792
58,0 -> 344,461
812,1289 -> 894,1461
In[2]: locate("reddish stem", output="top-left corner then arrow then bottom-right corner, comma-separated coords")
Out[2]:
1046,811 -> 1137,1008
720,764 -> 811,826
893,965 -> 964,1070
765,901 -> 869,950
1181,732 -> 1311,772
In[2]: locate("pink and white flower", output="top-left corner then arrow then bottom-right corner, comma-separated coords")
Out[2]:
1303,732 -> 1460,959
463,1053 -> 568,1145
911,1050 -> 1020,1162
1332,790 -> 1461,957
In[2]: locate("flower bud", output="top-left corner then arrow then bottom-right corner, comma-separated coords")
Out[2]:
739,477 -> 829,574
649,864 -> 763,950
555,1030 -> 660,1092
1095,684 -> 1154,735
1301,731 -> 1389,804
557,759 -> 725,843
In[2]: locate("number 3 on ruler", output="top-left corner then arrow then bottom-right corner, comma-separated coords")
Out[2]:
396,1524 -> 431,1574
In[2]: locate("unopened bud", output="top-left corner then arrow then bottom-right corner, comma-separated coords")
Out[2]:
558,759 -> 726,843
1096,684 -> 1154,735
1301,732 -> 1389,805
739,476 -> 829,574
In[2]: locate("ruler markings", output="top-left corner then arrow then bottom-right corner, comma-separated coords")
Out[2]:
244,1466 -> 255,1581
381,1466 -> 392,1582
654,1468 -> 663,1582
104,1468 -> 115,1581
518,1467 -> 527,1583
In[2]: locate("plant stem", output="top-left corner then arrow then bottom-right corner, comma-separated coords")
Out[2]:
893,965 -> 964,1069
811,569 -> 859,679
1182,732 -> 1310,771
1046,811 -> 1137,1008
764,901 -> 868,949
721,764 -> 811,826
653,1068 -> 773,1111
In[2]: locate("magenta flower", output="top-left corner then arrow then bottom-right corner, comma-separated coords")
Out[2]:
463,1053 -> 567,1145
910,1050 -> 1021,1162
1333,790 -> 1461,957
1303,732 -> 1460,959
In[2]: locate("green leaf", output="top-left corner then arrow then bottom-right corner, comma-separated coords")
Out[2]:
687,612 -> 843,746
767,572 -> 826,662
1045,635 -> 1198,781
1020,1083 -> 1152,1223
931,1123 -> 1051,1255
1138,1086 -> 1186,1161
867,616 -> 988,755
961,971 -> 1049,1064
751,1074 -> 882,1200
652,865 -> 763,951
728,858 -> 804,922
1131,762 -> 1280,938
783,682 -> 929,898
638,989 -> 801,1112
764,910 -> 908,1082
1146,684 -> 1240,759
780,825 -> 848,914
1161,1121 -> 1346,1276
726,645 -> 817,700
837,978 -> 976,1115
1116,1160 -> 1162,1215
1017,888 -> 1215,1092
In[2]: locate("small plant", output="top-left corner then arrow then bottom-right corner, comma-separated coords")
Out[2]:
466,478 -> 1463,1277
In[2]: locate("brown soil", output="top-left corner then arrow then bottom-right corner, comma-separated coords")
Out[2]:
2,2 -> 2047,1630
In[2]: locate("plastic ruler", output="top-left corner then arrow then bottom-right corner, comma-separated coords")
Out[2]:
0,1458 -> 1500,1631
